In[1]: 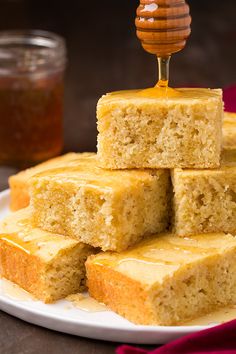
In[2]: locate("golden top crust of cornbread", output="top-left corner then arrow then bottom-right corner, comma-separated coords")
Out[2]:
173,163 -> 236,176
9,152 -> 95,211
223,112 -> 236,150
31,154 -> 162,190
9,152 -> 94,183
0,208 -> 81,262
88,232 -> 236,287
98,88 -> 222,109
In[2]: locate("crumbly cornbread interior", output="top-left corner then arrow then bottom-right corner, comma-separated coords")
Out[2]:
29,155 -> 170,251
172,152 -> 236,236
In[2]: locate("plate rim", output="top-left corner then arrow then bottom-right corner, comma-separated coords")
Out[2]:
0,291 -> 208,333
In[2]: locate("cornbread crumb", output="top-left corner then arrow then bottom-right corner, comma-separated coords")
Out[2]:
86,233 -> 236,326
97,88 -> 223,169
66,293 -> 85,302
0,208 -> 95,303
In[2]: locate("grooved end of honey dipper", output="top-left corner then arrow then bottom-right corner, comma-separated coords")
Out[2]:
136,0 -> 191,56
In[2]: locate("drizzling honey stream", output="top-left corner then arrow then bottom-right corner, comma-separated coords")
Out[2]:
135,0 -> 191,94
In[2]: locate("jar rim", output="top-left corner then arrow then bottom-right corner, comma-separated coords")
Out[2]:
0,29 -> 67,76
0,29 -> 65,49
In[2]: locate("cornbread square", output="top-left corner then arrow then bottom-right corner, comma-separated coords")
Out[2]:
9,152 -> 94,211
97,88 -> 223,169
172,156 -> 236,236
86,233 -> 236,326
222,112 -> 236,164
0,208 -> 95,303
223,112 -> 236,150
29,155 -> 170,251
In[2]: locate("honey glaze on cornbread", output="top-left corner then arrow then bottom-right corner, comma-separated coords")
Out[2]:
0,232 -> 60,255
0,211 -> 78,256
33,163 -> 159,189
104,87 -> 221,101
0,233 -> 36,255
90,233 -> 236,294
0,216 -> 38,255
93,234 -> 222,270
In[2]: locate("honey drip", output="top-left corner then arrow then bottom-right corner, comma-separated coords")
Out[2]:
135,0 -> 191,98
137,56 -> 178,98
157,56 -> 170,88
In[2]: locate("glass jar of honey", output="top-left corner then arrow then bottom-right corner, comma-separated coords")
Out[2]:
0,30 -> 66,168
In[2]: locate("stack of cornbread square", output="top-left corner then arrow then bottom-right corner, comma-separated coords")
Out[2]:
1,89 -> 236,326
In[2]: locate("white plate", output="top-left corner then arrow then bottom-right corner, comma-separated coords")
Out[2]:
0,189 -> 231,344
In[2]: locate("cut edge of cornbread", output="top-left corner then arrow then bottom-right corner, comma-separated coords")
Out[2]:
97,88 -> 223,169
9,152 -> 95,211
86,233 -> 236,326
0,208 -> 96,303
171,160 -> 236,236
29,164 -> 170,252
223,111 -> 236,150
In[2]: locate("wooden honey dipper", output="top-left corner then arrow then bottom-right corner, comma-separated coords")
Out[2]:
136,0 -> 191,88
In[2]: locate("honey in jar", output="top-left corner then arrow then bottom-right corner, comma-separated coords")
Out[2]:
0,30 -> 67,168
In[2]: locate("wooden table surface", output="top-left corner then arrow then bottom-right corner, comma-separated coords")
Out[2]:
0,0 -> 236,353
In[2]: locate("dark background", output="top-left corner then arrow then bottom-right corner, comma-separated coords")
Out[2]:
0,1 -> 236,353
0,0 -> 235,153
